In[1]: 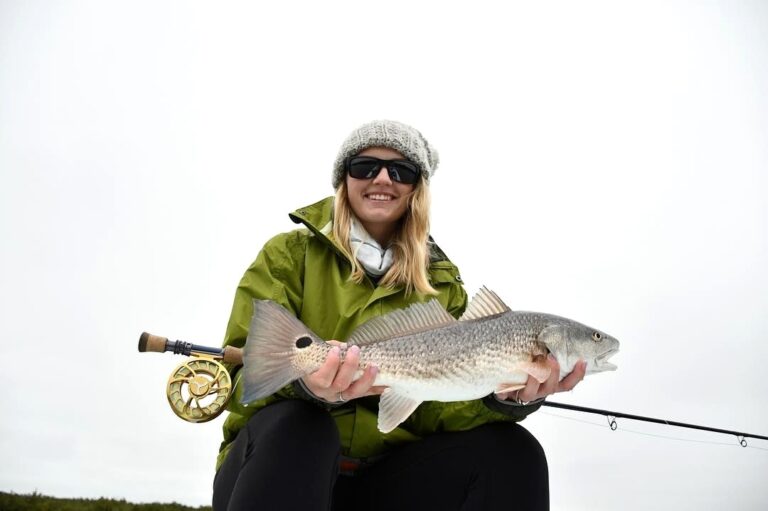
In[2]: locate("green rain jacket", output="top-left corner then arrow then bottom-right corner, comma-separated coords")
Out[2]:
216,197 -> 543,471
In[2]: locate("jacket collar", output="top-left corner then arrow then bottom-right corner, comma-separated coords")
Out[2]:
288,196 -> 453,265
288,196 -> 339,250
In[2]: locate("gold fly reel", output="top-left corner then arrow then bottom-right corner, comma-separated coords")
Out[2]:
166,356 -> 232,423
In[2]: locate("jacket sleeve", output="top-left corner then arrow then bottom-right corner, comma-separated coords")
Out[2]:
444,279 -> 468,320
223,232 -> 305,348
481,394 -> 545,420
222,231 -> 308,405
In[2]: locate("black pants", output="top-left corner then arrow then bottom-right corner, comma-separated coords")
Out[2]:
213,400 -> 549,511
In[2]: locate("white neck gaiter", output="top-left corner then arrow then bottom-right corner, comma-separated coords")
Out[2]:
350,219 -> 395,277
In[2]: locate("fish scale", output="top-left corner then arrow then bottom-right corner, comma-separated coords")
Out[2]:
242,287 -> 620,433
362,321 -> 533,378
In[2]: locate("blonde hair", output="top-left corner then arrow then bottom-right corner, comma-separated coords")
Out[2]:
332,180 -> 438,296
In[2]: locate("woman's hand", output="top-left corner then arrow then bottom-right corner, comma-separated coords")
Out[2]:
497,354 -> 587,403
301,341 -> 386,404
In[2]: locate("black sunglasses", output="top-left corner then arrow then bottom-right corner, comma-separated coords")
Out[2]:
345,156 -> 421,185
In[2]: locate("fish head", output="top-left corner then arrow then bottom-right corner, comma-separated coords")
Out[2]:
539,321 -> 620,377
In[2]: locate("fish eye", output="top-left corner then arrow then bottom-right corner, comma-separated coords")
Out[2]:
592,332 -> 602,342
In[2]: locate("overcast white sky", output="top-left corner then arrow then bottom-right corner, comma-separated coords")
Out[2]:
1,1 -> 767,509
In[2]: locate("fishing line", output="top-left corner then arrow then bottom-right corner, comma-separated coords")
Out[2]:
539,410 -> 609,429
539,410 -> 768,450
542,401 -> 768,445
615,428 -> 767,449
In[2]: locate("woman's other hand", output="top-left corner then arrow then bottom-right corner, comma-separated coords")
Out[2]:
497,354 -> 587,403
301,341 -> 386,404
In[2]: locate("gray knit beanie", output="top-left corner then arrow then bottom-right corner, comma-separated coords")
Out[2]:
332,120 -> 440,189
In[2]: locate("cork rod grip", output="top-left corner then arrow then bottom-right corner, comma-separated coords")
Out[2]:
138,332 -> 169,353
222,346 -> 243,366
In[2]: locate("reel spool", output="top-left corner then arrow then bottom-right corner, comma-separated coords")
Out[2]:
166,356 -> 232,423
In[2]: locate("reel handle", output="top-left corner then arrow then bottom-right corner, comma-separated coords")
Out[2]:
138,332 -> 243,365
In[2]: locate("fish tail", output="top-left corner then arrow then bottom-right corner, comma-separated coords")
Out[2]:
241,300 -> 324,403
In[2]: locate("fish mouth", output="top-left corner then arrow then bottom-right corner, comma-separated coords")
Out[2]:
595,348 -> 619,371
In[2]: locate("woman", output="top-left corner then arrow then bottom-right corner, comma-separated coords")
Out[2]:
212,120 -> 586,510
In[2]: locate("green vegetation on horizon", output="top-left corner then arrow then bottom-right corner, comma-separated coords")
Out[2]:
0,492 -> 212,511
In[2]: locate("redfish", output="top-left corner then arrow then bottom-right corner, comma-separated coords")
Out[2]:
241,287 -> 619,432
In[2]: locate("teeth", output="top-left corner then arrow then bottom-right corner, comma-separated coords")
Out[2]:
368,194 -> 393,201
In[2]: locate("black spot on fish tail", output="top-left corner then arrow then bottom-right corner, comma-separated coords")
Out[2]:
295,336 -> 312,349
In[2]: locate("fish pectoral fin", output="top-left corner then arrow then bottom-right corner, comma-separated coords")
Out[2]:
495,383 -> 527,394
516,358 -> 552,384
377,389 -> 422,434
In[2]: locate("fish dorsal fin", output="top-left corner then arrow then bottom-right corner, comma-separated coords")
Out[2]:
377,389 -> 422,433
459,286 -> 511,321
348,299 -> 456,346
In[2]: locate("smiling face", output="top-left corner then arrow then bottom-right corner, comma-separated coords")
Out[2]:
345,146 -> 417,245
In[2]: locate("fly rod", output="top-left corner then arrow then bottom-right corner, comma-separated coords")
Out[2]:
542,401 -> 768,446
140,332 -> 767,445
